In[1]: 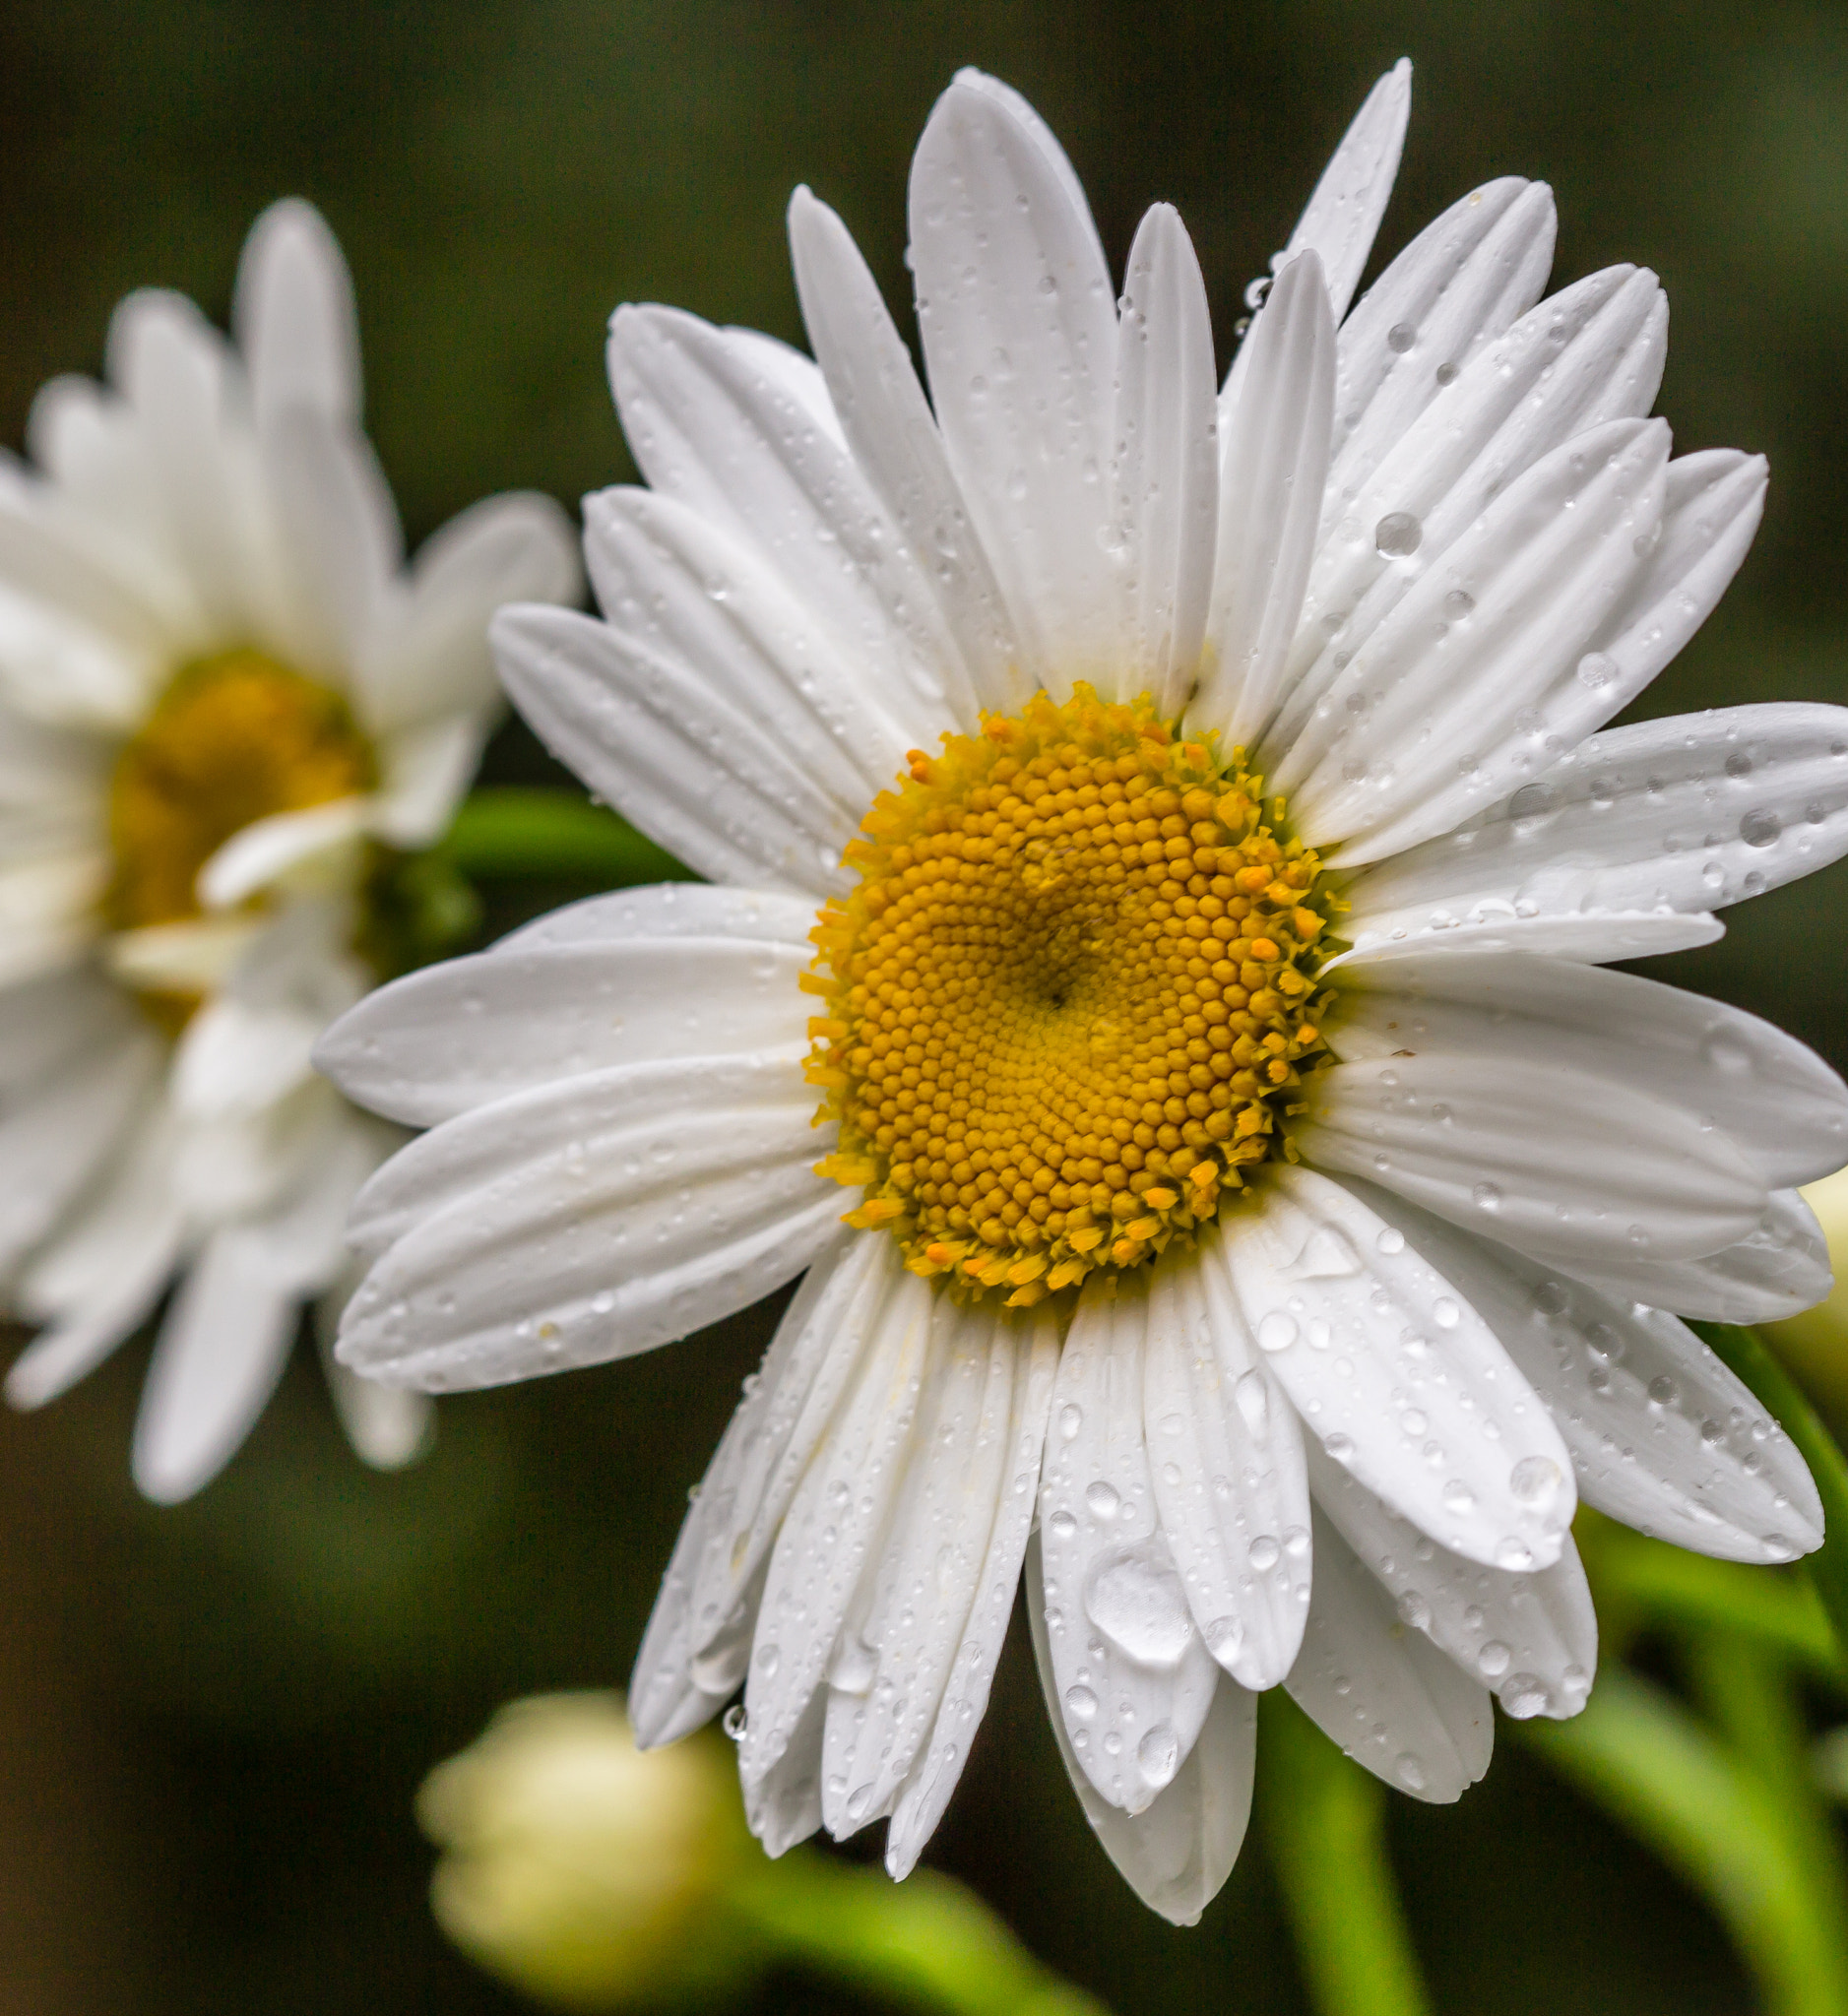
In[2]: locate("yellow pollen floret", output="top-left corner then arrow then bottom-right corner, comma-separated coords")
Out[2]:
106,649 -> 376,1031
805,683 -> 1337,1302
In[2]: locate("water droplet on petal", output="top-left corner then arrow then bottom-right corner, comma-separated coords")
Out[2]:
1137,1722 -> 1181,1790
1374,511 -> 1423,557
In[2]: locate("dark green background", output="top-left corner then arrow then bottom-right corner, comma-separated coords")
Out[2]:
3,3 -> 1844,2011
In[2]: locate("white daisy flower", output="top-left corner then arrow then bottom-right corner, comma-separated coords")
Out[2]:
318,64 -> 1847,1922
0,200 -> 580,1502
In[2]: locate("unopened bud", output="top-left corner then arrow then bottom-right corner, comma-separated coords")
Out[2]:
417,1692 -> 755,2009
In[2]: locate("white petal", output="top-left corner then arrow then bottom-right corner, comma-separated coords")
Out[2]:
1344,1180 -> 1824,1559
131,1227 -> 299,1502
1276,265 -> 1668,753
316,1263 -> 433,1472
196,796 -> 370,911
1196,251 -> 1335,750
787,188 -> 1020,717
720,327 -> 846,447
492,881 -> 815,955
0,1018 -> 162,1275
1348,702 -> 1848,951
1329,949 -> 1848,1193
338,1049 -> 839,1388
1281,60 -> 1412,324
1113,204 -> 1218,717
885,1309 -> 1058,1876
1305,1438 -> 1596,1719
822,1298 -> 1026,1837
106,914 -> 257,998
743,1685 -> 827,1858
317,935 -> 807,1127
358,490 -> 580,735
7,1103 -> 186,1408
739,1267 -> 937,1796
1038,1273 -> 1222,1814
0,963 -> 135,1091
909,70 -> 1123,689
490,602 -> 852,901
107,290 -> 290,650
0,578 -> 156,731
369,711 -> 491,850
1572,1189 -> 1833,1325
577,480 -> 914,815
1221,1166 -> 1574,1569
1280,420 -> 1672,857
1325,179 -> 1557,519
1027,1531 -> 1255,1926
629,1229 -> 877,1747
234,200 -> 361,428
1285,1505 -> 1493,1801
1329,912 -> 1724,968
1141,1243 -> 1311,1688
259,403 -> 403,673
607,306 -> 957,740
1304,1051 -> 1764,1282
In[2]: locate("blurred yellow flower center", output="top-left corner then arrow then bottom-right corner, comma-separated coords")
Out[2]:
807,684 -> 1335,1305
105,649 -> 375,1026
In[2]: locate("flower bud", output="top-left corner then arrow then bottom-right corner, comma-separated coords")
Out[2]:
417,1692 -> 755,2009
1763,1166 -> 1848,1426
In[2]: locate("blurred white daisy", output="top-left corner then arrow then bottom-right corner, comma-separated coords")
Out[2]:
319,64 -> 1846,1920
0,200 -> 580,1501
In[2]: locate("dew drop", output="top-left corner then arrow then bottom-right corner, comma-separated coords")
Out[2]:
1058,1402 -> 1084,1441
1248,1535 -> 1281,1572
1510,1455 -> 1563,1508
1500,1673 -> 1550,1719
1084,1547 -> 1196,1669
1386,322 -> 1418,353
1647,1374 -> 1678,1407
1478,1640 -> 1512,1678
1740,808 -> 1782,849
1324,1432 -> 1356,1462
1137,1722 -> 1181,1789
1434,1296 -> 1461,1330
1472,1182 -> 1503,1213
1576,652 -> 1616,690
1530,1280 -> 1569,1317
1064,1683 -> 1099,1722
1375,1226 -> 1406,1256
1049,1508 -> 1077,1541
1234,1369 -> 1271,1435
1204,1614 -> 1245,1662
1257,1310 -> 1300,1353
1495,1538 -> 1536,1571
1442,1480 -> 1476,1516
722,1703 -> 748,1740
1395,1753 -> 1428,1792
1085,1480 -> 1121,1522
1374,511 -> 1423,557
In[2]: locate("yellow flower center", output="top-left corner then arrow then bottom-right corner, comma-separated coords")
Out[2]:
106,649 -> 376,1029
807,684 -> 1336,1306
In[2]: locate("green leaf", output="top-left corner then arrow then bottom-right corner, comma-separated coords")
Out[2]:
444,787 -> 696,885
1256,1691 -> 1434,2016
1692,1322 -> 1848,1664
1520,1668 -> 1848,2016
731,1850 -> 1109,2016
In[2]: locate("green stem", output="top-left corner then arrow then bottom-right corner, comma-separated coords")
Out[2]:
1256,1691 -> 1433,2016
730,1849 -> 1109,2016
1520,1669 -> 1848,2016
443,786 -> 695,884
1692,1322 -> 1848,1661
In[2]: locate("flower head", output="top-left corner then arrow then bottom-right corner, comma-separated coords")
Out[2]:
322,64 -> 1845,1920
0,200 -> 580,1500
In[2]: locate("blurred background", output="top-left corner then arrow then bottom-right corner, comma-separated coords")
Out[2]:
3,1 -> 1847,2010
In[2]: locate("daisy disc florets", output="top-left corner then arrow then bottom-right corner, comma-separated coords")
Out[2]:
811,686 -> 1336,1299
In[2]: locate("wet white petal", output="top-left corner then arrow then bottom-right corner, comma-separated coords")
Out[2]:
1220,1166 -> 1574,1570
1305,1438 -> 1597,1719
1113,204 -> 1218,718
316,936 -> 808,1127
1285,1505 -> 1494,1801
1038,1273 -> 1222,1815
1143,1240 -> 1311,1688
1027,1533 -> 1254,1926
